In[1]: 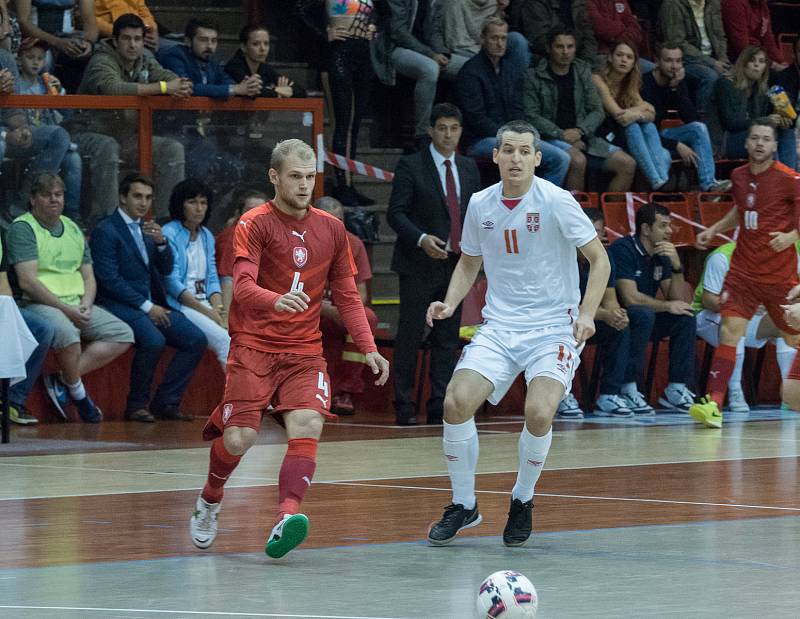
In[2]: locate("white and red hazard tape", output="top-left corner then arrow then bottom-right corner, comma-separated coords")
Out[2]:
316,133 -> 394,182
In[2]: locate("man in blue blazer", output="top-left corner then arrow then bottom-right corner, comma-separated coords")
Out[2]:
90,173 -> 207,423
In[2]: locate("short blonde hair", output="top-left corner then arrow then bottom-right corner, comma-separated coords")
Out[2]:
270,138 -> 316,172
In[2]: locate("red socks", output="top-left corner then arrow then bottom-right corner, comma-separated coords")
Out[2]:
276,438 -> 318,521
201,438 -> 241,504
707,344 -> 737,407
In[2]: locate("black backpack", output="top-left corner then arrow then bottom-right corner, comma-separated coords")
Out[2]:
344,209 -> 380,244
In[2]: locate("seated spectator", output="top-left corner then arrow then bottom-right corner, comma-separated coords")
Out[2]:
6,173 -> 134,422
161,179 -> 230,369
585,0 -> 654,72
458,17 -> 569,187
771,36 -> 800,138
658,0 -> 731,110
76,12 -> 192,222
592,40 -> 673,189
706,46 -> 797,170
642,42 -> 732,192
93,0 -> 168,53
89,173 -> 207,423
0,233 -> 54,425
158,18 -> 262,99
721,0 -> 788,70
15,0 -> 99,92
608,202 -> 696,412
214,186 -> 267,316
524,26 -> 636,191
557,208 -> 636,419
225,25 -> 307,99
693,241 -> 798,412
316,196 -> 379,416
520,0 -> 598,66
1,0 -> 23,55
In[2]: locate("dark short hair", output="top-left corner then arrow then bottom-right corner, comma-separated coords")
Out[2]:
656,41 -> 682,58
231,185 -> 267,215
430,102 -> 462,126
168,178 -> 214,224
113,13 -> 146,38
635,202 -> 671,235
186,18 -> 217,40
30,172 -> 64,198
749,116 -> 778,140
584,207 -> 604,224
239,23 -> 269,44
119,172 -> 154,198
495,120 -> 540,150
546,25 -> 577,49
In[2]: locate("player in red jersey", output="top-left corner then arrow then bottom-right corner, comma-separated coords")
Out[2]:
691,118 -> 800,427
189,139 -> 389,557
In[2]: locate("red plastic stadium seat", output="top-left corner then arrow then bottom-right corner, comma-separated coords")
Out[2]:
660,118 -> 684,130
779,33 -> 797,63
572,191 -> 593,210
649,192 -> 695,247
697,193 -> 736,247
600,192 -> 649,239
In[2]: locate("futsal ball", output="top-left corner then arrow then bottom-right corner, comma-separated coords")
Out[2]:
476,570 -> 538,618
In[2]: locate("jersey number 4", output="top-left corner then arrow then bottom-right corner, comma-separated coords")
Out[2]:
315,372 -> 330,409
503,229 -> 519,254
744,211 -> 758,230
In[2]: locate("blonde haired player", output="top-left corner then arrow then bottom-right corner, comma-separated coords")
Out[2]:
426,120 -> 610,547
190,139 -> 389,557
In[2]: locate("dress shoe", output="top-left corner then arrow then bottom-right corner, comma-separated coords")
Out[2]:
125,408 -> 156,423
152,404 -> 193,421
331,392 -> 355,416
396,415 -> 418,426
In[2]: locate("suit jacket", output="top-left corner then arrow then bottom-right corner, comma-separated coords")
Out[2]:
90,210 -> 173,323
387,147 -> 481,276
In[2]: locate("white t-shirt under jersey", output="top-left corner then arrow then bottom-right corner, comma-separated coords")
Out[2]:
460,178 -> 597,331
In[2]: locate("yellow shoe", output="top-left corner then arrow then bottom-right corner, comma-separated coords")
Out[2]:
688,396 -> 723,428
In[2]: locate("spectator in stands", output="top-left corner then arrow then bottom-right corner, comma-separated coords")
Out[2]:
76,12 -> 192,222
593,40 -> 673,189
608,202 -> 696,413
521,0 -> 597,66
93,0 -> 166,52
524,26 -> 636,191
457,16 -> 569,187
585,0 -> 654,72
706,45 -> 797,170
642,42 -> 732,192
214,186 -> 267,316
161,179 -> 229,369
6,173 -> 134,422
693,241 -> 798,412
90,173 -> 207,423
316,196 -> 379,416
771,35 -> 800,134
387,103 -> 481,425
658,0 -> 731,111
557,208 -> 636,419
158,18 -> 262,99
15,0 -> 99,92
0,234 -> 54,425
225,25 -> 307,99
721,0 -> 788,70
1,0 -> 23,55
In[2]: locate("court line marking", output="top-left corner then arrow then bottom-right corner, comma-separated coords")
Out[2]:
0,607 -> 407,619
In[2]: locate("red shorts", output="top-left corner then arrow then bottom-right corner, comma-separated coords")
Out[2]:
720,274 -> 800,335
203,345 -> 335,441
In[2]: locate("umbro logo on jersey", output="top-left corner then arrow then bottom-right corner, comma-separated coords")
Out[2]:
482,220 -> 494,230
292,230 -> 307,242
293,246 -> 308,268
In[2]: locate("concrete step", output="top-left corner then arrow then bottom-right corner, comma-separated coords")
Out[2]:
370,270 -> 399,299
370,301 -> 400,338
366,240 -> 394,272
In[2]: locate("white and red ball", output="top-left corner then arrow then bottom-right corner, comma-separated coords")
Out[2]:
476,570 -> 538,618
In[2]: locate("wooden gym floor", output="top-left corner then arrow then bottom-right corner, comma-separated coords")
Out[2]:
1,407 -> 799,618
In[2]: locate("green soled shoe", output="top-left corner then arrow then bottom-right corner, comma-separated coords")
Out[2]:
265,513 -> 309,559
688,396 -> 723,428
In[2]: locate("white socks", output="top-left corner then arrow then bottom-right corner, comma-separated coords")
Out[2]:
776,338 -> 796,379
64,377 -> 86,401
729,349 -> 745,390
443,418 -> 479,510
511,426 -> 552,504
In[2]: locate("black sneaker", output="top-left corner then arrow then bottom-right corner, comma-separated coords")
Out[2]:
427,502 -> 482,546
75,396 -> 103,423
503,498 -> 533,547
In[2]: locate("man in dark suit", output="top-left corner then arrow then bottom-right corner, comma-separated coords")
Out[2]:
90,173 -> 207,423
387,103 -> 482,425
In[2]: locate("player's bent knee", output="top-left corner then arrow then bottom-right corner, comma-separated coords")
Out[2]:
782,379 -> 800,411
285,409 -> 325,439
443,388 -> 478,424
223,426 -> 258,456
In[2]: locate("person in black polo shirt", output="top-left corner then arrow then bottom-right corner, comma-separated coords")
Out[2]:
608,202 -> 696,413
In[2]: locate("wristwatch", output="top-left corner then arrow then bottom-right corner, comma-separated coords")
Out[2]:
671,266 -> 683,274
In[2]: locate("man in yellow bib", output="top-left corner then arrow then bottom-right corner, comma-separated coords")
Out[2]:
6,173 -> 134,422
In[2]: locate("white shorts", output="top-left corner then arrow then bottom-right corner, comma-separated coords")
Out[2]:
695,310 -> 768,350
455,325 -> 581,405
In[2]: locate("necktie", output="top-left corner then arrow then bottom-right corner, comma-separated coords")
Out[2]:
444,159 -> 461,253
129,222 -> 148,264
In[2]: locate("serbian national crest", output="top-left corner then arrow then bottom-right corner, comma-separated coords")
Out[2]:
526,212 -> 540,233
293,246 -> 308,268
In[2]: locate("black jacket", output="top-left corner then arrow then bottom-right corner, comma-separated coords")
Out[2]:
641,71 -> 699,151
224,49 -> 307,98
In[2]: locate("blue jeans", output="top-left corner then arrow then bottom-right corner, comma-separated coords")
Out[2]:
722,127 -> 798,170
625,306 -> 696,386
624,121 -> 672,188
661,122 -> 717,189
467,136 -> 569,186
391,47 -> 440,138
683,56 -> 721,112
9,308 -> 55,406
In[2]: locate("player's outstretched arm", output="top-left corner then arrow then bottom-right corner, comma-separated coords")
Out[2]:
426,253 -> 483,327
576,237 -> 610,345
696,205 -> 738,249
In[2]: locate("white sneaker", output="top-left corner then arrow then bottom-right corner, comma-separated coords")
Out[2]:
190,496 -> 221,549
594,394 -> 635,417
556,392 -> 584,419
726,387 -> 750,413
658,384 -> 695,411
620,389 -> 655,415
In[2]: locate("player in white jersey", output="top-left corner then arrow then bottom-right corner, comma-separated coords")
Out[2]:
425,120 -> 610,547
